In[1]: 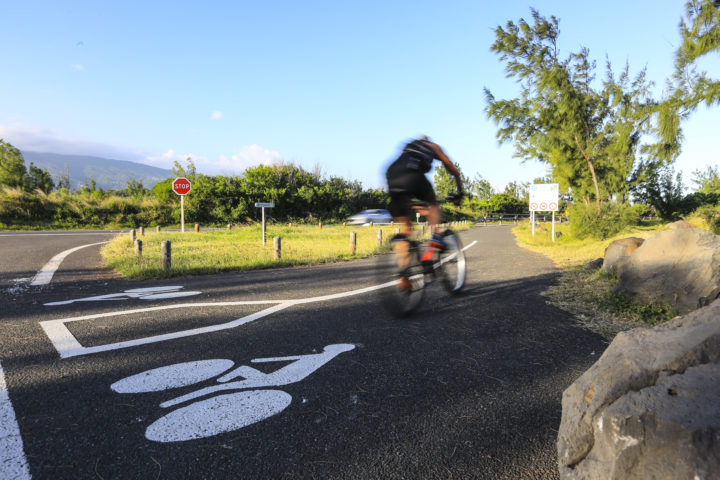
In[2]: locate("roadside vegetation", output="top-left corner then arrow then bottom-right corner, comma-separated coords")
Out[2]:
101,223 -> 469,280
512,219 -> 702,339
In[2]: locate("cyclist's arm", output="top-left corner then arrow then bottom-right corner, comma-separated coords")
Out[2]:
428,143 -> 464,199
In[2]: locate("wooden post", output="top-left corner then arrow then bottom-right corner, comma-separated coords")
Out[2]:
343,222 -> 346,228
319,221 -> 322,229
140,226 -> 145,236
350,231 -> 357,254
156,225 -> 160,232
227,224 -> 231,230
130,229 -> 136,243
377,229 -> 382,246
161,240 -> 171,270
369,221 -> 373,227
420,225 -> 425,236
274,236 -> 281,260
134,239 -> 143,257
395,227 -> 400,235
194,224 -> 199,233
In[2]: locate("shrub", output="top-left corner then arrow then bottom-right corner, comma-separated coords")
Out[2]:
570,202 -> 639,239
698,204 -> 720,234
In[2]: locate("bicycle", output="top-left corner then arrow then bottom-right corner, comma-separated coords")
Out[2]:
376,197 -> 467,317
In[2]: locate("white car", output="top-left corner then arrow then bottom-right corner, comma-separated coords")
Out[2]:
346,209 -> 393,225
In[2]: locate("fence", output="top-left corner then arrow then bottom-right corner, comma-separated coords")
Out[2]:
474,213 -> 568,225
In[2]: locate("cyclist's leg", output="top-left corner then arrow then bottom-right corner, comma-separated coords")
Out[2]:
415,175 -> 443,236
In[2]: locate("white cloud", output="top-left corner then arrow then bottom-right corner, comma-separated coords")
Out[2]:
210,111 -> 223,120
71,64 -> 85,71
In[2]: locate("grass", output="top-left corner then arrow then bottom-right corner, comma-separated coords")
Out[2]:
102,223 -> 470,280
512,220 -> 679,339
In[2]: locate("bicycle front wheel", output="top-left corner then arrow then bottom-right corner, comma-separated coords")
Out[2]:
438,230 -> 466,294
375,243 -> 425,317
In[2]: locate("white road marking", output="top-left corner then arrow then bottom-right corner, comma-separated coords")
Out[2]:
0,361 -> 32,480
30,241 -> 108,286
40,240 -> 478,359
44,286 -> 201,306
0,232 -> 118,237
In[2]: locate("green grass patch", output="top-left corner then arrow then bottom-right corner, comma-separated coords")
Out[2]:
102,223 -> 470,280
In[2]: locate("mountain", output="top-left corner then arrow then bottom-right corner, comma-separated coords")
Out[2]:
21,151 -> 173,191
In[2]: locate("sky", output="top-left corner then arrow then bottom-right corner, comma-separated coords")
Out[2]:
1,0 -> 718,192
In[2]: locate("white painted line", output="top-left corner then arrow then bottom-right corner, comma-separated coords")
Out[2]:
40,239 -> 478,359
30,241 -> 108,286
0,362 -> 32,480
0,232 -> 118,237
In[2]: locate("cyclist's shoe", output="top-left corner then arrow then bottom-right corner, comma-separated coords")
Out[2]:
430,232 -> 448,250
397,275 -> 412,292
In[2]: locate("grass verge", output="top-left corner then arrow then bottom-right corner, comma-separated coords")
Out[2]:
513,220 -> 678,339
102,223 -> 470,280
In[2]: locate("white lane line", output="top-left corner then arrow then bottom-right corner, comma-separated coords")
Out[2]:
0,362 -> 32,480
0,233 -> 119,237
40,239 -> 478,358
30,241 -> 108,286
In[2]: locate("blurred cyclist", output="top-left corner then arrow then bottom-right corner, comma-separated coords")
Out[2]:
385,136 -> 464,284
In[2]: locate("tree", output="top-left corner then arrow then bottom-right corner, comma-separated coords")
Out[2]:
692,165 -> 720,193
658,0 -> 720,152
503,180 -> 530,201
26,162 -> 55,193
470,173 -> 494,200
634,166 -> 686,220
433,162 -> 467,199
484,10 -> 663,211
0,139 -> 28,189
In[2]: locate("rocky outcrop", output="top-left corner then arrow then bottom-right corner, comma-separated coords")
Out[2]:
601,237 -> 644,275
666,220 -> 697,230
614,228 -> 720,313
557,300 -> 720,479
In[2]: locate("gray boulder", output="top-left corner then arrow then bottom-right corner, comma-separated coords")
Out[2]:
614,228 -> 720,313
666,220 -> 697,230
558,300 -> 720,479
601,237 -> 645,275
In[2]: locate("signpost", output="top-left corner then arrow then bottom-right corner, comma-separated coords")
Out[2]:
529,183 -> 559,242
172,178 -> 192,232
255,202 -> 275,245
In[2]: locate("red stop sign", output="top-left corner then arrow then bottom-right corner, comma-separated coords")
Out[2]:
172,177 -> 192,195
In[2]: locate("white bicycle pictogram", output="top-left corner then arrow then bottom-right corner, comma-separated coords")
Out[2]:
111,343 -> 355,442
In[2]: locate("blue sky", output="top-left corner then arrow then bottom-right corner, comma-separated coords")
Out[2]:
1,1 -> 717,191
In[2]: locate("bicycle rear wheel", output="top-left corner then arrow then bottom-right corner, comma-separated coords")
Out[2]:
438,230 -> 466,294
375,242 -> 425,317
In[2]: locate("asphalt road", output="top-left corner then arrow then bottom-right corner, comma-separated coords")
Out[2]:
0,226 -> 608,479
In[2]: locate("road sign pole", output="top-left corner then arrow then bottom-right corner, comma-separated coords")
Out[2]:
531,210 -> 535,237
181,195 -> 185,233
552,211 -> 555,242
262,207 -> 266,246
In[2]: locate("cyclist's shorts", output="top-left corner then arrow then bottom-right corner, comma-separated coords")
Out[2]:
386,171 -> 436,219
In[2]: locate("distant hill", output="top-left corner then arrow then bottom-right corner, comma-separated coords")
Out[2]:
21,151 -> 173,191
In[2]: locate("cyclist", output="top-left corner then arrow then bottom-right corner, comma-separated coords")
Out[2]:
385,136 -> 464,286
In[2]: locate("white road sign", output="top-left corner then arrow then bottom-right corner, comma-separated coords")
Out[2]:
529,184 -> 559,212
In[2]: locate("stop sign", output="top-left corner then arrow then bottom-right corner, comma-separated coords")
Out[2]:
172,177 -> 192,196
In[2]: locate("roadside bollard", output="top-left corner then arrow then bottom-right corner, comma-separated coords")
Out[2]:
140,226 -> 145,236
420,225 -> 425,236
319,221 -> 322,229
227,224 -> 231,230
288,223 -> 292,228
343,222 -> 346,228
156,225 -> 161,232
395,227 -> 400,235
377,229 -> 382,246
161,240 -> 171,270
274,236 -> 281,260
350,231 -> 357,255
134,239 -> 143,257
369,221 -> 373,227
194,224 -> 199,233
130,229 -> 136,243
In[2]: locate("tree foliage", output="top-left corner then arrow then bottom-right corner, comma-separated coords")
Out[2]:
484,10 -> 667,210
1,139 -> 55,193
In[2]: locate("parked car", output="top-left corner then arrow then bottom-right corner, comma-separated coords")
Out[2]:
346,209 -> 393,225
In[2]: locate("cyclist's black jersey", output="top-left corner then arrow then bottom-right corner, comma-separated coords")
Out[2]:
387,140 -> 437,176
